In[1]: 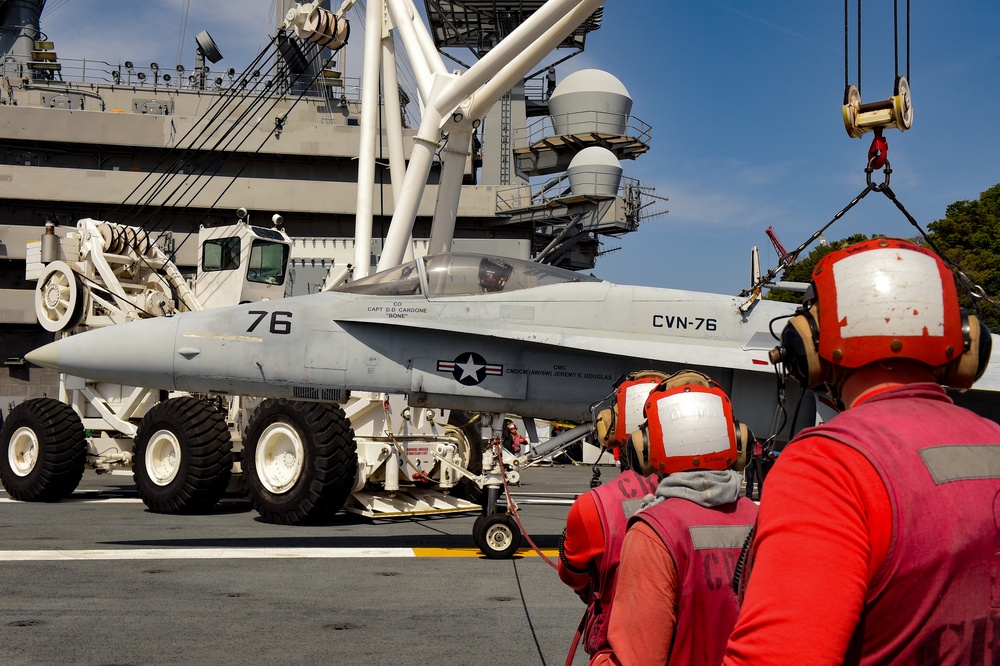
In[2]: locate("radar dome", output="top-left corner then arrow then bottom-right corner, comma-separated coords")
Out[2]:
567,147 -> 623,197
548,69 -> 633,136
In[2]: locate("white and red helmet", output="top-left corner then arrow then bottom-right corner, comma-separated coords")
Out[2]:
629,378 -> 742,475
775,238 -> 991,390
594,371 -> 666,450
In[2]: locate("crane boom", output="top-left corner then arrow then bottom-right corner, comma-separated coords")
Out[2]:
765,226 -> 794,266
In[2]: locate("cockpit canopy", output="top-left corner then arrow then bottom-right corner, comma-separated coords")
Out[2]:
335,253 -> 601,297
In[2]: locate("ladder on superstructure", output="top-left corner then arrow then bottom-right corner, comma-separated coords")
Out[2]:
499,91 -> 512,185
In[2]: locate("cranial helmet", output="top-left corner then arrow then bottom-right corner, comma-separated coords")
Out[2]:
595,370 -> 668,449
627,371 -> 750,476
771,238 -> 992,391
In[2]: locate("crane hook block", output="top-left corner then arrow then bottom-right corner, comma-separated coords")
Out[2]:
284,2 -> 351,51
842,76 -> 913,138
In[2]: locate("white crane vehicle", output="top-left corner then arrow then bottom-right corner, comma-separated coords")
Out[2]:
19,208 -> 489,523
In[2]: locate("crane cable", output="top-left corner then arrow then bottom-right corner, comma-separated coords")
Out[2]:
80,38 -> 341,319
114,37 -> 333,248
114,37 -> 329,235
745,161 -> 1000,317
844,0 -> 910,169
741,0 -> 921,298
110,3 -> 356,242
110,38 -> 280,219
844,0 -> 910,113
841,0 -> 998,314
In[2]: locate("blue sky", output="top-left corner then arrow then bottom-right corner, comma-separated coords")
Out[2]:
41,1 -> 1000,295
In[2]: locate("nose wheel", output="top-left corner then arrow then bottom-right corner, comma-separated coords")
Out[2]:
473,512 -> 521,559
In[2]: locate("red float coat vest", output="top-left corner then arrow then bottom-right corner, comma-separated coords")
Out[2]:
791,383 -> 1000,665
581,469 -> 659,654
634,495 -> 757,665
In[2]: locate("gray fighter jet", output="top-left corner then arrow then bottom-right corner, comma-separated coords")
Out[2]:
27,252 -> 814,440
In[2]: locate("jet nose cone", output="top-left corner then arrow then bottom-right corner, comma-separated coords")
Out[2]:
25,340 -> 60,371
21,316 -> 181,388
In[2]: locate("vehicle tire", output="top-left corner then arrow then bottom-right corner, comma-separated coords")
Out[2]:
0,398 -> 87,501
474,512 -> 521,559
448,410 -> 484,502
133,397 -> 233,514
243,399 -> 358,525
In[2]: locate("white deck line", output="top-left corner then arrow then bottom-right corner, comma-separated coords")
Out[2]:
0,548 -> 417,561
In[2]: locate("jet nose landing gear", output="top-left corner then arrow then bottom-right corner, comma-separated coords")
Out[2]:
474,511 -> 522,559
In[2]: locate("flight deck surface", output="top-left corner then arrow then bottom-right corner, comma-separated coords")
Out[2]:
0,464 -> 605,665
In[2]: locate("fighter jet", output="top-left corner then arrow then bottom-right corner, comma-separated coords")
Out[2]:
27,252 -> 816,440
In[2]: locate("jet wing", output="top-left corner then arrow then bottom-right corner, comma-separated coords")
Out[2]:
333,315 -> 775,372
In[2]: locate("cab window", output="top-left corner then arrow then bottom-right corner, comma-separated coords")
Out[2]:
247,239 -> 289,285
202,237 -> 241,271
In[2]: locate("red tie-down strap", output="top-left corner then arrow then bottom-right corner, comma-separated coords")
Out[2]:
868,128 -> 888,170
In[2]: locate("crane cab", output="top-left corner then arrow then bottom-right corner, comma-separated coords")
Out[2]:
195,217 -> 291,308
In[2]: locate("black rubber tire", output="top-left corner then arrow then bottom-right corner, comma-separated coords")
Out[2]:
0,398 -> 87,502
472,513 -> 487,552
243,399 -> 358,525
448,410 -> 485,502
133,397 -> 233,514
475,512 -> 521,559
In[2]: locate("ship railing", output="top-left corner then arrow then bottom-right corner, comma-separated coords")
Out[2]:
522,110 -> 652,147
496,172 -> 643,213
26,56 -> 363,101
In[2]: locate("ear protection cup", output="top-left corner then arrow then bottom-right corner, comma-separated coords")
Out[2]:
776,303 -> 828,388
971,315 -> 993,382
595,407 -> 614,446
629,426 -> 653,476
734,421 -> 752,472
940,311 -> 993,389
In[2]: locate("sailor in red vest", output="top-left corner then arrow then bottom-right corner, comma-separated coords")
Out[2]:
724,238 -> 1000,665
590,371 -> 758,666
559,371 -> 665,660
743,437 -> 766,500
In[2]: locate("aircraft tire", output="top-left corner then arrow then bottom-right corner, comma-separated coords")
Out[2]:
474,512 -> 521,559
447,410 -> 484,503
0,398 -> 87,501
133,397 -> 233,514
243,399 -> 358,525
472,512 -> 488,552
